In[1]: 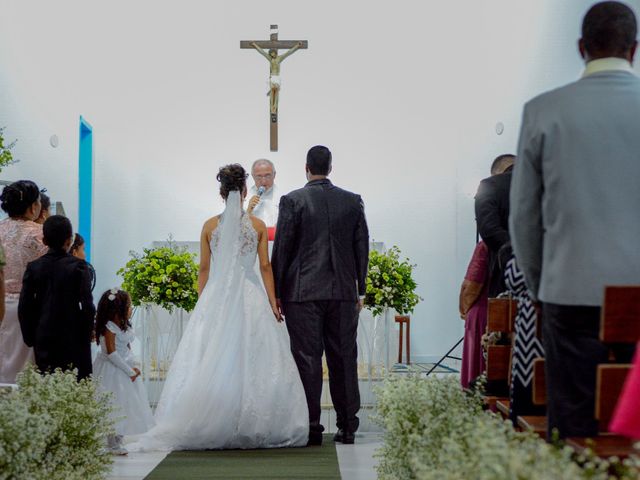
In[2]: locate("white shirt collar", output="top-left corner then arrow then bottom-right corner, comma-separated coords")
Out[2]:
582,57 -> 634,78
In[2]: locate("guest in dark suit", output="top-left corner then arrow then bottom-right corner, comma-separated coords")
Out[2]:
475,154 -> 515,297
18,215 -> 96,380
272,145 -> 369,446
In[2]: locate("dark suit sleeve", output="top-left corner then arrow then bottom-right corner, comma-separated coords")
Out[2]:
354,196 -> 369,297
271,195 -> 297,298
75,261 -> 96,337
18,265 -> 38,347
475,178 -> 509,252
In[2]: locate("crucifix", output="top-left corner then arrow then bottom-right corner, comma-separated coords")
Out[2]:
241,25 -> 308,152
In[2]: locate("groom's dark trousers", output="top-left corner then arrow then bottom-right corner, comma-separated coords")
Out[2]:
283,300 -> 360,434
272,178 -> 369,436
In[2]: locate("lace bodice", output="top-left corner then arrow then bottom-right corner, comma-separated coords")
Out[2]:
210,212 -> 258,266
0,218 -> 47,296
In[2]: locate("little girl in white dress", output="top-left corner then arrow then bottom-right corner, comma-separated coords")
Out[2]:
93,288 -> 155,454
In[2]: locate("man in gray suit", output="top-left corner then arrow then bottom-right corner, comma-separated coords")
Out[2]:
510,1 -> 640,439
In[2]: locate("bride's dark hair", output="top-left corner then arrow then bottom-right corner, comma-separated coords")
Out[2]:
217,164 -> 247,200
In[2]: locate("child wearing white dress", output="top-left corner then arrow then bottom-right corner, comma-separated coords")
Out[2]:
93,288 -> 154,454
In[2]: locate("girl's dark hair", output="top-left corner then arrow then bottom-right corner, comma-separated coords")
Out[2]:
40,191 -> 51,211
0,180 -> 41,217
95,289 -> 132,344
70,233 -> 85,254
216,164 -> 247,200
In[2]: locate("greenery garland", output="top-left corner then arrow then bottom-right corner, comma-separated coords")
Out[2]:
365,246 -> 422,317
118,242 -> 199,313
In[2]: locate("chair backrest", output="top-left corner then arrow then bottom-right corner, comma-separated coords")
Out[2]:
596,363 -> 632,432
600,286 -> 640,343
487,298 -> 517,333
532,358 -> 546,406
486,345 -> 511,381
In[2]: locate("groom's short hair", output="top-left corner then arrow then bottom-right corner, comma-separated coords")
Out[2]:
306,146 -> 332,175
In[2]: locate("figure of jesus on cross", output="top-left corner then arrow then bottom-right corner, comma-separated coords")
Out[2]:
241,25 -> 308,151
251,41 -> 303,116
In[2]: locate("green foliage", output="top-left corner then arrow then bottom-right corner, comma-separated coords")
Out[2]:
0,367 -> 114,480
118,241 -> 199,313
365,246 -> 422,317
373,375 -> 640,480
0,127 -> 18,173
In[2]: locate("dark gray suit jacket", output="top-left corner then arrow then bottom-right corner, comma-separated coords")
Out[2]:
272,179 -> 369,302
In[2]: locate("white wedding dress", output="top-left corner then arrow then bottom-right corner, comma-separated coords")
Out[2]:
131,191 -> 308,450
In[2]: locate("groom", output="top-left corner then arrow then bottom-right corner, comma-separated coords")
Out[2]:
272,145 -> 369,446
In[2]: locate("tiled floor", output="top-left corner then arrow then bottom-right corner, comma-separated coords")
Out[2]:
109,433 -> 382,480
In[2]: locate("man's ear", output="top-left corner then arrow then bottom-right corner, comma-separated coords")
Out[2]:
629,41 -> 638,64
578,38 -> 587,61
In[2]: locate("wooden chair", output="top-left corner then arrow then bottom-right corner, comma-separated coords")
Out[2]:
565,285 -> 640,458
483,298 -> 517,410
395,315 -> 411,364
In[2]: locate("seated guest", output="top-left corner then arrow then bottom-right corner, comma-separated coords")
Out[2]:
459,240 -> 488,389
0,180 -> 47,383
18,215 -> 96,380
34,191 -> 51,225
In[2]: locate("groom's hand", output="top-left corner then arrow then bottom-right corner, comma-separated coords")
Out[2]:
357,297 -> 364,313
276,299 -> 284,320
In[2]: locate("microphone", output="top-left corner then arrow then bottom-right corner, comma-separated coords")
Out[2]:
257,186 -> 266,197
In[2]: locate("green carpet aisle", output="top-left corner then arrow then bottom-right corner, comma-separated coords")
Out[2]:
144,436 -> 341,479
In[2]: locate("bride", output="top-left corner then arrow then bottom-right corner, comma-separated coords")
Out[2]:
132,164 -> 309,450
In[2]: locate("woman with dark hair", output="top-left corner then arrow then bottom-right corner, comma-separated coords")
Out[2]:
34,191 -> 51,225
70,233 -> 96,291
0,180 -> 47,383
132,164 -> 308,451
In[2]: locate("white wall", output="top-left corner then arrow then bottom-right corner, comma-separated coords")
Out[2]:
1,0 -> 638,361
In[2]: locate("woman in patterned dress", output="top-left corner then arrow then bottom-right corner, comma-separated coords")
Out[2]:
504,254 -> 546,424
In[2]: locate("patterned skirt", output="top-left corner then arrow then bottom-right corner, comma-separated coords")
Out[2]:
504,257 -> 546,424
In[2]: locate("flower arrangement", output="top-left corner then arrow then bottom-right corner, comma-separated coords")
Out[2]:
365,246 -> 422,317
0,367 -> 114,480
118,241 -> 199,313
373,374 -> 640,480
0,127 -> 18,173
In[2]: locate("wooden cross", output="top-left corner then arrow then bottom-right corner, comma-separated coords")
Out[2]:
241,25 -> 308,152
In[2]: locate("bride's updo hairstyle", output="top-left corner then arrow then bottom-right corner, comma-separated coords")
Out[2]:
217,164 -> 247,200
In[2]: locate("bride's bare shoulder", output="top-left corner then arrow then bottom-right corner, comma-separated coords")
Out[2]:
249,215 -> 266,232
202,215 -> 221,234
